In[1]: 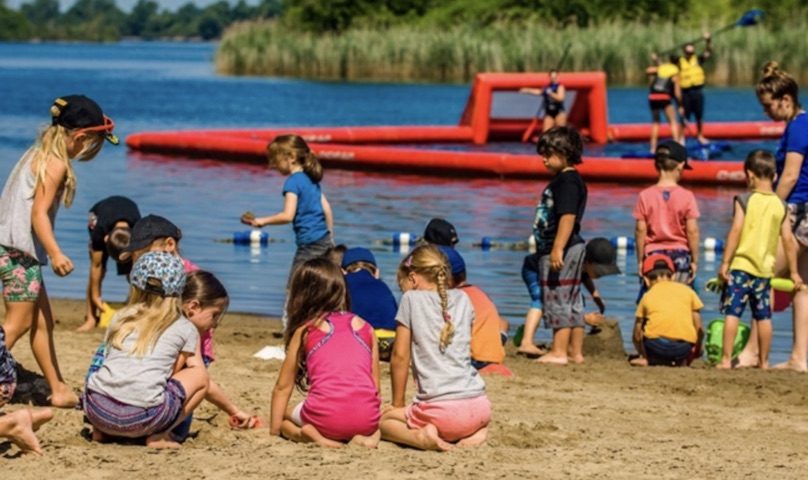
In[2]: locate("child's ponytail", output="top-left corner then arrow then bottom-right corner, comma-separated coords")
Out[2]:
267,134 -> 324,184
756,60 -> 801,109
435,266 -> 455,353
301,150 -> 323,183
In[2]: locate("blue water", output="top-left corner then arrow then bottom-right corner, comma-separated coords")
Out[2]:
0,41 -> 790,360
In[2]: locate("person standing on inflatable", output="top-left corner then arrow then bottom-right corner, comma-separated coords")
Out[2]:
520,69 -> 567,134
678,32 -> 712,145
646,53 -> 683,153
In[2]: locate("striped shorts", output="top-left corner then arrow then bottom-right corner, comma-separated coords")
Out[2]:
83,379 -> 186,438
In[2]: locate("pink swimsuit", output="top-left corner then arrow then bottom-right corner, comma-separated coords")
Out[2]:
300,312 -> 381,441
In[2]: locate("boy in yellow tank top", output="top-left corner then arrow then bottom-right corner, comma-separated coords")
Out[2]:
718,150 -> 803,369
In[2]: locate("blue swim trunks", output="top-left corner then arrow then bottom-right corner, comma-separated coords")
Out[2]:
720,270 -> 771,321
521,253 -> 543,310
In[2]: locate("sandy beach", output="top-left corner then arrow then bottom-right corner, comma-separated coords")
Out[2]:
3,298 -> 808,479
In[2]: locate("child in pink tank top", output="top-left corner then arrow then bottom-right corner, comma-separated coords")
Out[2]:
270,258 -> 381,448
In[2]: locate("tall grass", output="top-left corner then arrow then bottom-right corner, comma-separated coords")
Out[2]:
216,20 -> 808,86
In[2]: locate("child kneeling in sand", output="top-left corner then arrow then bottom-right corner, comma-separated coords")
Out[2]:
270,257 -> 381,448
83,252 -> 209,448
381,245 -> 490,451
633,254 -> 704,367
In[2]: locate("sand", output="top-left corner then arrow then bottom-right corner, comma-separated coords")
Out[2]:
3,299 -> 808,479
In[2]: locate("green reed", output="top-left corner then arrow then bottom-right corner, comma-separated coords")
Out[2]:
216,20 -> 808,86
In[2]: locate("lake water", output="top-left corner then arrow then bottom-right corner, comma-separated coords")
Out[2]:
0,41 -> 789,360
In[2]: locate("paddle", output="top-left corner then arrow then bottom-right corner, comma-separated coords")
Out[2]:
521,42 -> 572,143
661,9 -> 764,55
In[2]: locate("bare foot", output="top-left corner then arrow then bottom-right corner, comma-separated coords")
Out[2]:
536,353 -> 568,365
457,427 -> 488,447
773,360 -> 808,373
301,424 -> 343,448
629,356 -> 648,367
735,352 -> 759,368
48,383 -> 79,408
415,424 -> 453,452
758,362 -> 769,370
75,318 -> 98,333
715,360 -> 733,369
349,430 -> 380,449
570,355 -> 585,364
517,344 -> 547,358
146,432 -> 181,449
91,428 -> 110,443
5,409 -> 44,454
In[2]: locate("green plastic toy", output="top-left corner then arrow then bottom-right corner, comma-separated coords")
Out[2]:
705,319 -> 751,364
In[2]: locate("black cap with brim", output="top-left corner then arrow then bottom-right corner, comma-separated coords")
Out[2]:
585,237 -> 621,278
656,141 -> 692,170
423,218 -> 459,246
51,95 -> 118,145
121,214 -> 182,256
588,263 -> 621,278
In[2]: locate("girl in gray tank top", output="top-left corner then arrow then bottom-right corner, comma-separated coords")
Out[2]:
0,95 -> 117,408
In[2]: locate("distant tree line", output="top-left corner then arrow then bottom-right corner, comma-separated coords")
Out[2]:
0,0 -> 281,41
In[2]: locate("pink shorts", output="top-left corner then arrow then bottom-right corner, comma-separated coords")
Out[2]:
405,395 -> 491,442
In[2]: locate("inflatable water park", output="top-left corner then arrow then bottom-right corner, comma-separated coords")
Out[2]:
126,71 -> 782,186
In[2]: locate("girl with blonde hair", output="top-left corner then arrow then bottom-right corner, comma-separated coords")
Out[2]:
380,245 -> 490,451
84,252 -> 209,449
0,95 -> 117,407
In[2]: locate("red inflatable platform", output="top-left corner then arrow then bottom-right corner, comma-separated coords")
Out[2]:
127,72 -> 782,186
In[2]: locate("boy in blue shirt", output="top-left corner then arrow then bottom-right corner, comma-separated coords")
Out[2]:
341,247 -> 398,360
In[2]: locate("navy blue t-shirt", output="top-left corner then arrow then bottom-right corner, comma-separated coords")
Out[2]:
775,112 -> 808,204
345,269 -> 398,331
282,172 -> 329,246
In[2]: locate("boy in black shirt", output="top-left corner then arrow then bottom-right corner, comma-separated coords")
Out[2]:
78,196 -> 141,332
533,127 -> 588,365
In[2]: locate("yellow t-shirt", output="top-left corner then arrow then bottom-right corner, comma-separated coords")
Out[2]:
729,191 -> 786,278
635,281 -> 703,343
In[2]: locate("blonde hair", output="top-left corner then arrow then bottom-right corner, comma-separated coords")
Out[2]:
33,112 -> 104,207
105,286 -> 183,357
267,134 -> 323,183
756,61 -> 801,109
398,244 -> 454,353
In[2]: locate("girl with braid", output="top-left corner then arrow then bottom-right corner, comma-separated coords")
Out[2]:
380,245 -> 490,451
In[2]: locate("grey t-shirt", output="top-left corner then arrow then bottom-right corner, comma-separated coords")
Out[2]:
87,313 -> 199,408
396,289 -> 485,403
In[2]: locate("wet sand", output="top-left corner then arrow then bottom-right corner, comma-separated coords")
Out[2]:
3,299 -> 808,479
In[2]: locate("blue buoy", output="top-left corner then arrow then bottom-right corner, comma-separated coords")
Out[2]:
610,236 -> 635,250
391,232 -> 417,247
480,236 -> 493,251
702,237 -> 724,252
233,230 -> 269,245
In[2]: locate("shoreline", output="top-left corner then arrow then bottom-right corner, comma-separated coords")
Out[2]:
3,297 -> 808,478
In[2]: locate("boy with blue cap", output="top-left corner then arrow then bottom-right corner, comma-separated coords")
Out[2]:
341,247 -> 398,360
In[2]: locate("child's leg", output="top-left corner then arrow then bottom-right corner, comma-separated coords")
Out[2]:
518,308 -> 545,355
756,319 -> 772,369
29,288 -> 77,407
538,328 -> 570,365
569,327 -> 585,364
456,426 -> 489,447
145,364 -> 209,449
0,408 -> 54,455
718,315 -> 741,369
279,403 -> 342,448
736,320 -> 760,367
379,406 -> 452,452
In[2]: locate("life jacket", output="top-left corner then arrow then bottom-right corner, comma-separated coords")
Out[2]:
678,55 -> 705,89
648,62 -> 678,100
543,82 -> 564,111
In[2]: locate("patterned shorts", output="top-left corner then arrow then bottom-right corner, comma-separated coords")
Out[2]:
539,243 -> 586,329
0,327 -> 18,406
0,382 -> 15,406
787,203 -> 808,248
0,245 -> 42,302
83,379 -> 187,438
720,270 -> 771,321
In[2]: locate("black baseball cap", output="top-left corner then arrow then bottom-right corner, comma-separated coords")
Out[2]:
51,95 -> 118,145
585,237 -> 621,278
656,141 -> 691,170
122,214 -> 182,254
423,218 -> 458,246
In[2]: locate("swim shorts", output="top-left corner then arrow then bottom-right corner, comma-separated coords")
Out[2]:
643,337 -> 693,366
0,245 -> 42,302
539,243 -> 586,329
0,327 -> 17,406
649,99 -> 671,111
83,378 -> 187,438
405,394 -> 491,443
720,270 -> 771,321
787,203 -> 808,248
681,86 -> 704,122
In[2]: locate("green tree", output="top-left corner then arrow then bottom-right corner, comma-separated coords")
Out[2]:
20,0 -> 59,27
0,1 -> 33,39
126,0 -> 159,37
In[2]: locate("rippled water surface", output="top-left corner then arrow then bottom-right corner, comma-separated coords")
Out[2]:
0,42 -> 789,359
